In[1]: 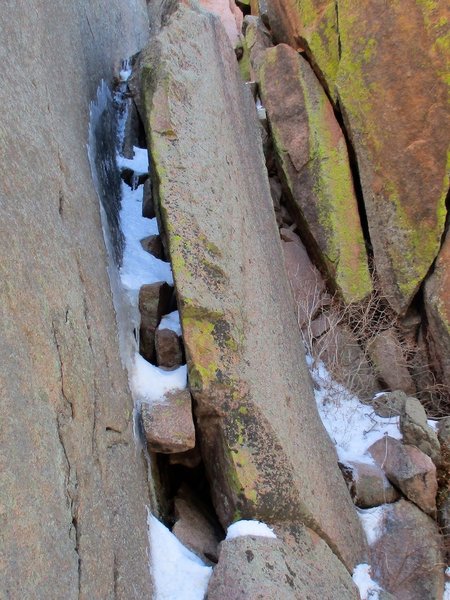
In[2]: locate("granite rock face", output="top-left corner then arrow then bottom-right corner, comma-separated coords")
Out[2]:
208,532 -> 359,599
259,43 -> 371,304
141,2 -> 367,571
0,1 -> 153,598
265,0 -> 449,315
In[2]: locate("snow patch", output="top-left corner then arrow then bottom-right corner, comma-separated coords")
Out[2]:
226,520 -> 277,540
148,514 -> 212,600
352,564 -> 381,600
357,506 -> 386,546
444,567 -> 450,600
117,145 -> 150,175
131,354 -> 187,406
308,356 -> 402,464
159,310 -> 182,336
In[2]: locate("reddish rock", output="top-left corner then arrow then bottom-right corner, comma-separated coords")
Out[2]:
173,493 -> 222,564
340,461 -> 399,509
259,44 -> 371,303
155,328 -> 183,369
425,229 -> 450,387
139,282 -> 173,363
371,499 -> 444,600
199,0 -> 243,47
281,234 -> 325,328
369,436 -> 437,515
141,390 -> 195,453
367,329 -> 415,395
140,234 -> 164,260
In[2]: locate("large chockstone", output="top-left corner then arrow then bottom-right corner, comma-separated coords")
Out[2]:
259,44 -> 371,304
141,3 -> 367,570
425,228 -> 450,386
371,499 -> 445,600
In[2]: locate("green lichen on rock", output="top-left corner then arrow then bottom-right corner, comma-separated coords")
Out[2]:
260,44 -> 371,303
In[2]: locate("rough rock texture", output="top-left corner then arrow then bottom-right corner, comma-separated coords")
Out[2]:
265,0 -> 449,315
372,391 -> 407,418
281,231 -> 325,328
207,532 -> 359,599
242,16 -> 273,82
155,328 -> 184,369
172,491 -> 222,563
425,229 -> 450,386
371,499 -> 444,600
141,3 -> 367,570
0,2 -> 153,598
199,0 -> 243,47
369,436 -> 437,515
139,281 -> 173,362
400,397 -> 441,464
141,390 -> 196,453
367,329 -> 415,395
141,234 -> 165,259
259,44 -> 371,303
340,461 -> 400,509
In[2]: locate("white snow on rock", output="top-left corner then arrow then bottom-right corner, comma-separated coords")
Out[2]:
131,354 -> 187,406
444,567 -> 450,600
226,520 -> 277,540
149,514 -> 212,600
352,564 -> 381,600
117,145 -> 150,175
307,356 -> 402,465
356,505 -> 386,546
119,181 -> 173,303
159,310 -> 182,336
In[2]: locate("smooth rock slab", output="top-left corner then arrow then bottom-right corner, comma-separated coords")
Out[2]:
141,390 -> 196,453
369,436 -> 437,515
259,43 -> 371,304
207,533 -> 359,599
141,3 -> 367,570
371,499 -> 444,600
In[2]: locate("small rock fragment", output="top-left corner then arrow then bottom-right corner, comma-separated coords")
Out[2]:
139,282 -> 173,363
372,390 -> 407,418
141,390 -> 195,453
140,234 -> 164,259
369,436 -> 437,515
340,461 -> 400,509
155,328 -> 183,369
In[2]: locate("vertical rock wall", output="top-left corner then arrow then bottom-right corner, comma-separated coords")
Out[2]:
0,2 -> 153,598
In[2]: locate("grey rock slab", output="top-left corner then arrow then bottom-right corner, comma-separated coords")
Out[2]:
207,532 -> 359,600
0,1 -> 152,598
400,397 -> 441,464
140,2 -> 367,571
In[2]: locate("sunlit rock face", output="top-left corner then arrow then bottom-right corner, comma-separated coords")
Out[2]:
0,2 -> 153,598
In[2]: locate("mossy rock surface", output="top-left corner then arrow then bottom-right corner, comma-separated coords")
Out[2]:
259,43 -> 372,304
141,2 -> 367,571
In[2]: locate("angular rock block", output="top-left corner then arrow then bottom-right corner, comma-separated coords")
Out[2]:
140,234 -> 164,260
141,3 -> 367,570
400,397 -> 440,465
371,499 -> 444,600
142,177 -> 155,218
207,532 -> 359,599
369,436 -> 437,515
139,282 -> 173,363
259,43 -> 372,304
141,390 -> 195,453
367,328 -> 415,395
340,461 -> 399,509
155,328 -> 183,369
372,390 -> 407,418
